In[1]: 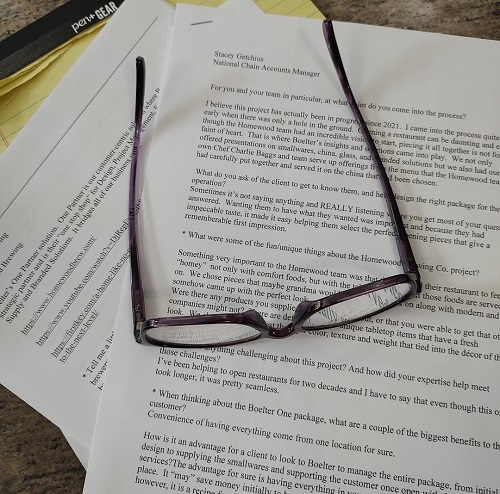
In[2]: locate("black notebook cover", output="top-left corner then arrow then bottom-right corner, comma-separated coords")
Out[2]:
0,0 -> 124,79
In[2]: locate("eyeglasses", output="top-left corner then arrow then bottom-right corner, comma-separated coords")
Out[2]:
128,20 -> 421,347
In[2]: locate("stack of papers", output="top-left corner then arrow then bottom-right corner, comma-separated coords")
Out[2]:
1,0 -> 499,491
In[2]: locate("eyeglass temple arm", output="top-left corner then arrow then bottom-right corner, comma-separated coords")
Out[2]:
129,57 -> 146,342
322,21 -> 420,282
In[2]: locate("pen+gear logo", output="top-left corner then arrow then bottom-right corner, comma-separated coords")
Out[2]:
71,2 -> 119,34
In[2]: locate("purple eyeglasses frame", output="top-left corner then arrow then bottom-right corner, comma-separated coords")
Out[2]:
128,20 -> 421,346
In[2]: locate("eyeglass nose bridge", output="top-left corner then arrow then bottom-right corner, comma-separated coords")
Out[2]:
266,300 -> 313,338
239,310 -> 295,338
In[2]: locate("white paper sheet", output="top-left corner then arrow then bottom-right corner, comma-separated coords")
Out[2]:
0,0 -> 175,450
83,4 -> 500,493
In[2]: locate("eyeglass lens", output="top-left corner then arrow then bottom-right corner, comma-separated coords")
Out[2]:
145,323 -> 261,347
301,282 -> 413,328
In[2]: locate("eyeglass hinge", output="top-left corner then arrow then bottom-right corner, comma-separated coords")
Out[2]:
134,319 -> 145,343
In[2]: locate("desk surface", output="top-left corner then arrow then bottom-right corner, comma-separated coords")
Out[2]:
1,1 -> 500,493
2,0 -> 500,41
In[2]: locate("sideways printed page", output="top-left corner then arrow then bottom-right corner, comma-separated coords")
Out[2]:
84,4 -> 500,493
0,0 -> 174,449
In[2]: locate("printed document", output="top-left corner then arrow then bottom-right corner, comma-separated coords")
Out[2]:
83,4 -> 500,493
